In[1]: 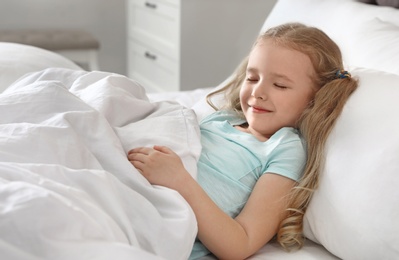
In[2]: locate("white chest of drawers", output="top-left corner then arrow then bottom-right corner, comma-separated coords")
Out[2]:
127,0 -> 276,92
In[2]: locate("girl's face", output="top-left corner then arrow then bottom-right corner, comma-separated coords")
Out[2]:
239,39 -> 317,141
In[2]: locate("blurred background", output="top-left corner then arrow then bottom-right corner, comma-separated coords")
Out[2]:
0,0 -> 126,74
0,0 -> 277,91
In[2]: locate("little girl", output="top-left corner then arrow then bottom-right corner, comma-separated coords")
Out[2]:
128,23 -> 358,259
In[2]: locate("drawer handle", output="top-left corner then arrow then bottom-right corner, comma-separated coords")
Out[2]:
144,2 -> 157,9
144,51 -> 157,60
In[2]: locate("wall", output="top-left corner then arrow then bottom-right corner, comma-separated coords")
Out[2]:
180,0 -> 278,90
0,0 -> 278,81
0,0 -> 127,75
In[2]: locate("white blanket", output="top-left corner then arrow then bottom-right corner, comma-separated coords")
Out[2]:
0,68 -> 201,260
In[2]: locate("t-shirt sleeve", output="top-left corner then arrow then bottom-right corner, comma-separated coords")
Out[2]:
264,138 -> 307,182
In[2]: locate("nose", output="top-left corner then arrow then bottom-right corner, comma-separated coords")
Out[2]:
251,82 -> 267,100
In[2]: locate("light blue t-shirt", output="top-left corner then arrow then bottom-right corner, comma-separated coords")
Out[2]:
190,110 -> 307,259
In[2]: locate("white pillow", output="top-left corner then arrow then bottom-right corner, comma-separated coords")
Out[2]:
346,18 -> 399,75
0,42 -> 82,93
148,77 -> 229,123
261,0 -> 399,76
303,67 -> 399,259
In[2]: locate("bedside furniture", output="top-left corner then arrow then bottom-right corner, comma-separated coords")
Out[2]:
127,0 -> 276,92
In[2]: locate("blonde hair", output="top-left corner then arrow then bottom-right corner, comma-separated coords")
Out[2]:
206,23 -> 358,249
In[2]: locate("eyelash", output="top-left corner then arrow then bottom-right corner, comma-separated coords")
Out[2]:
245,77 -> 288,89
274,83 -> 287,89
246,77 -> 258,82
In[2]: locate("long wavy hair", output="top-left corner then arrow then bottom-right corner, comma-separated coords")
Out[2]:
206,23 -> 358,250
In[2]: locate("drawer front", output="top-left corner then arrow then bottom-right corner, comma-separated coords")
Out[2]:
128,0 -> 179,57
128,40 -> 178,92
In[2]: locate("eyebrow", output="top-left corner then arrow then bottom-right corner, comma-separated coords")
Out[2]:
246,67 -> 295,83
246,67 -> 258,74
272,72 -> 295,83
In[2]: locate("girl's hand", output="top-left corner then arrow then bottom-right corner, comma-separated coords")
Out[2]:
127,145 -> 190,190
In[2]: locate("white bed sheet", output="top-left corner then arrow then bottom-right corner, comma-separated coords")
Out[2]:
198,240 -> 339,260
0,68 -> 201,260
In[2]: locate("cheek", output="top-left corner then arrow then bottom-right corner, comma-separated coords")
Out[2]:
297,88 -> 315,109
285,93 -> 313,119
299,97 -> 312,111
239,86 -> 250,108
292,95 -> 314,120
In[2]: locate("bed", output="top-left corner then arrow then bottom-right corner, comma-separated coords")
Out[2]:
1,0 -> 398,259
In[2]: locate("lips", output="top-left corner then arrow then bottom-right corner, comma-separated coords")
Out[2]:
250,105 -> 271,113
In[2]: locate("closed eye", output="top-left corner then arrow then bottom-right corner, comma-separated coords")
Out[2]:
246,77 -> 259,82
274,83 -> 288,89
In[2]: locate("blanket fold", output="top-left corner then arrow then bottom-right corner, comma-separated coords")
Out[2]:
0,68 -> 201,260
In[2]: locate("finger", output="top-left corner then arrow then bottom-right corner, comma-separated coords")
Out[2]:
153,145 -> 172,154
130,160 -> 145,173
127,152 -> 147,163
128,147 -> 147,155
128,147 -> 153,155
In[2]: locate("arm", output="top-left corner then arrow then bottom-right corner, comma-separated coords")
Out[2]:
128,145 -> 295,259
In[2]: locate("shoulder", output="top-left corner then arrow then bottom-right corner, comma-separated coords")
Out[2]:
265,127 -> 307,182
272,127 -> 306,153
269,127 -> 306,158
271,127 -> 303,144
